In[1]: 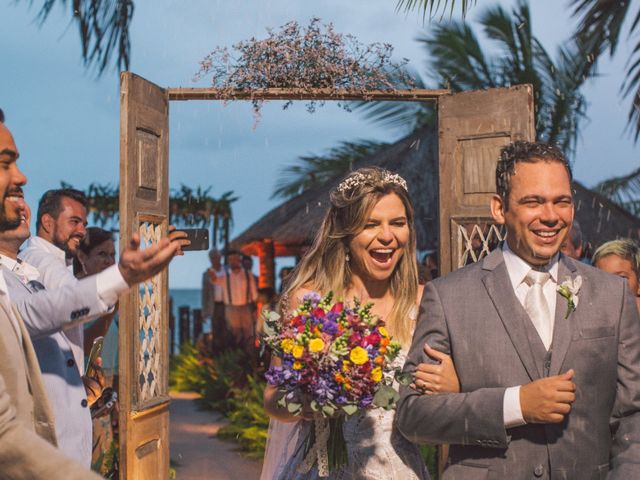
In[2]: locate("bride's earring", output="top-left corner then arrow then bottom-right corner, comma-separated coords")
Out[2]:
345,249 -> 350,262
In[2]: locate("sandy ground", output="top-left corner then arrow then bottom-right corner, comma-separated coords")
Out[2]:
170,391 -> 262,480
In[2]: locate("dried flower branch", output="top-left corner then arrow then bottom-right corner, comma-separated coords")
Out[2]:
195,17 -> 413,123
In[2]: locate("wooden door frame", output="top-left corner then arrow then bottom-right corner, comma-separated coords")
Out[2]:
120,75 -> 534,479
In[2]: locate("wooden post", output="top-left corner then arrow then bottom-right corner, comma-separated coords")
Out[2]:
178,306 -> 190,345
258,238 -> 276,289
192,308 -> 203,341
169,297 -> 175,355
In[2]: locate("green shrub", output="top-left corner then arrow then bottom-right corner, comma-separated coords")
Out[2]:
169,343 -> 211,393
217,375 -> 269,458
199,349 -> 252,413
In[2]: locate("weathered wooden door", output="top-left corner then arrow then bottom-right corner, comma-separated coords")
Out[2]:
435,85 -> 535,474
119,72 -> 170,480
438,85 -> 535,275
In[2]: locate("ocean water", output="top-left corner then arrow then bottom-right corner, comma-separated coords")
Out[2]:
169,288 -> 201,352
170,288 -> 201,315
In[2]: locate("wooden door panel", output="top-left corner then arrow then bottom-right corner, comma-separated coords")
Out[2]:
120,72 -> 170,480
438,85 -> 535,275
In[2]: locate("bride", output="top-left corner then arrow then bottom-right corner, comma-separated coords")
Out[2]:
262,167 -> 459,479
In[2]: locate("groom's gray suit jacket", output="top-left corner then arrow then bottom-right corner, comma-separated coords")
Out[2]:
397,248 -> 640,479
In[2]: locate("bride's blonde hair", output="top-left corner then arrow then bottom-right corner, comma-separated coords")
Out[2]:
283,167 -> 418,346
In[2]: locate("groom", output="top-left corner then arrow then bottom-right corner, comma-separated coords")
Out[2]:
398,141 -> 640,478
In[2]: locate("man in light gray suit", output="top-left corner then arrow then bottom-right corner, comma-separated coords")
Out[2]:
398,141 -> 640,479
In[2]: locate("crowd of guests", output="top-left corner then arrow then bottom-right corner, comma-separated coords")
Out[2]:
0,109 -> 187,478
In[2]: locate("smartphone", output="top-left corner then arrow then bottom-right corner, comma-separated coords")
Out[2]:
85,336 -> 104,378
180,228 -> 209,251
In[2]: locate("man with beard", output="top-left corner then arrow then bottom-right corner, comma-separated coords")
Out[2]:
19,187 -> 187,466
0,112 -> 102,478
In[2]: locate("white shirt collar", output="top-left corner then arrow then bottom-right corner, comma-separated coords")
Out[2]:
26,236 -> 68,264
502,240 -> 559,291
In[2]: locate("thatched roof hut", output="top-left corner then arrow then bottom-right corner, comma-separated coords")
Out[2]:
232,126 -> 439,258
234,127 -> 640,288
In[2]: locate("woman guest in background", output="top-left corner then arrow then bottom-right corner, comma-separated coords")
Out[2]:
592,238 -> 640,313
261,167 -> 459,479
74,227 -> 119,476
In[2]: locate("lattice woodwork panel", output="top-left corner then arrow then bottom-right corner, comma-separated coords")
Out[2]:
137,221 -> 164,404
456,221 -> 506,268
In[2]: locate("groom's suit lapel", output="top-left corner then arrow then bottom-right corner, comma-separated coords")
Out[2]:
481,249 -> 542,381
549,255 -> 578,376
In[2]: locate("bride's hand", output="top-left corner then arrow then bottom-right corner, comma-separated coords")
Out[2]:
411,344 -> 460,394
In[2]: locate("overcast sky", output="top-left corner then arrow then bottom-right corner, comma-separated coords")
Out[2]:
1,0 -> 636,288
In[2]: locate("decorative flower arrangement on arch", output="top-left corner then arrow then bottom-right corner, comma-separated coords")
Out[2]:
194,17 -> 414,123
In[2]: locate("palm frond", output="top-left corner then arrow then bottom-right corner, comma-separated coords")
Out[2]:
350,68 -> 435,132
593,166 -> 640,216
23,0 -> 134,74
395,0 -> 477,21
420,20 -> 497,91
271,140 -> 387,200
570,0 -> 640,141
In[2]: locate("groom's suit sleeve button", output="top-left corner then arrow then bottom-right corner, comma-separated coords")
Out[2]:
533,464 -> 545,477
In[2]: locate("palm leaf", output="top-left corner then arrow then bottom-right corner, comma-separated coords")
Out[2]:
271,140 -> 386,199
593,166 -> 640,216
570,0 -> 640,141
21,0 -> 134,74
395,0 -> 477,20
350,68 -> 436,131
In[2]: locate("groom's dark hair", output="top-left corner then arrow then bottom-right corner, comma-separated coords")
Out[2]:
496,141 -> 572,209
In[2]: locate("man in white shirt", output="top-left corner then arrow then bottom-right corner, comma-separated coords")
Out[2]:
215,249 -> 257,350
398,141 -> 640,478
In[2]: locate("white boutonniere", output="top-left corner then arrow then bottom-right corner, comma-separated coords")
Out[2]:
557,275 -> 582,318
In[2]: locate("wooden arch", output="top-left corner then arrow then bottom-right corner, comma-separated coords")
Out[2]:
119,72 -> 533,479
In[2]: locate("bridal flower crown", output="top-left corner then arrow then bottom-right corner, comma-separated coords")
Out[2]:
336,171 -> 408,194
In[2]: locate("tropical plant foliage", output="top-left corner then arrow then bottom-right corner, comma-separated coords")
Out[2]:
593,166 -> 640,216
396,0 -> 476,20
272,140 -> 387,199
19,0 -> 133,74
362,1 -> 590,157
569,0 -> 640,142
63,182 -> 238,249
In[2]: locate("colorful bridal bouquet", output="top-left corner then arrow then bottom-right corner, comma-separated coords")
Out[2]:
262,292 -> 404,476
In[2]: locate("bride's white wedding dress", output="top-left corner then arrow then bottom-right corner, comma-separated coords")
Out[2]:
260,349 -> 430,480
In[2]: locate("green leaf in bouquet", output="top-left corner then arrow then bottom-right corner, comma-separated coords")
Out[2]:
322,404 -> 336,417
310,400 -> 319,412
385,342 -> 402,360
373,384 -> 399,410
395,370 -> 413,386
342,404 -> 358,416
319,291 -> 334,309
261,311 -> 281,337
287,402 -> 302,414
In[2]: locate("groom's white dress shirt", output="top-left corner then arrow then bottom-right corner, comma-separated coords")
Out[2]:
501,241 -> 559,428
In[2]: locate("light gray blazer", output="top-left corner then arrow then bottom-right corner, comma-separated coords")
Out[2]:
398,248 -> 640,480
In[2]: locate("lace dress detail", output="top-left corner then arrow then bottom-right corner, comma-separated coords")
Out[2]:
274,348 -> 428,480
